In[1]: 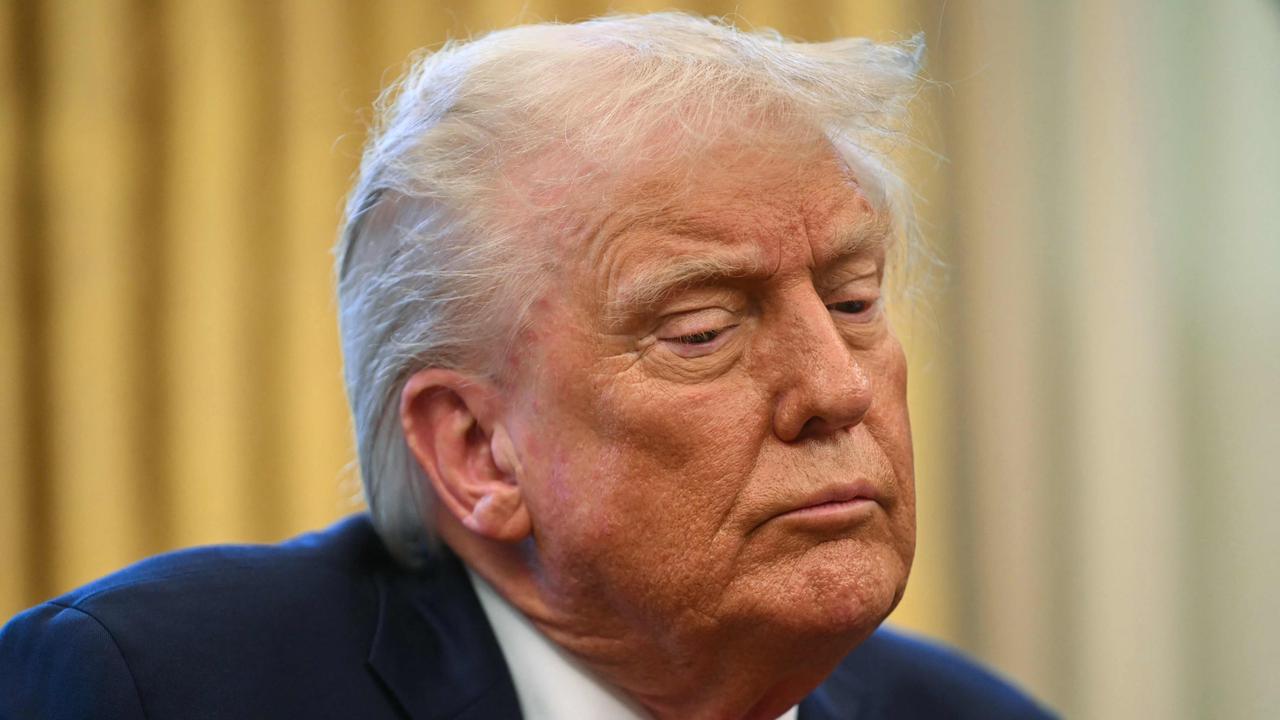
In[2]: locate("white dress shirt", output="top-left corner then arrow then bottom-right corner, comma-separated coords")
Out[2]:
468,569 -> 800,720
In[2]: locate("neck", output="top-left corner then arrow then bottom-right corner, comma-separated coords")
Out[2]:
440,518 -> 856,720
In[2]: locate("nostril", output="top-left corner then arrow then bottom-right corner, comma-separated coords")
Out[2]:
795,413 -> 859,442
797,416 -> 833,441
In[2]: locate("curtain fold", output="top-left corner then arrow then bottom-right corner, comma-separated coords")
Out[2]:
6,1 -> 1275,716
2,0 -> 949,634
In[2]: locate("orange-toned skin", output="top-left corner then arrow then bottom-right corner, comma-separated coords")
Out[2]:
401,144 -> 915,720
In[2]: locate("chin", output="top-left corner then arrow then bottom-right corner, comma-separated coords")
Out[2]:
760,538 -> 912,641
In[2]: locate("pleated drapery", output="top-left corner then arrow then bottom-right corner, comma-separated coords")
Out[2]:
2,0 -> 952,642
4,2 -> 1278,717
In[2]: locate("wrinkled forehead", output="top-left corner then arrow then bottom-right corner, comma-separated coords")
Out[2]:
561,139 -> 891,317
510,130 -> 884,260
646,148 -> 880,257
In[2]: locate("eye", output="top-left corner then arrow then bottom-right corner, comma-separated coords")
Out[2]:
828,300 -> 869,314
826,296 -> 881,323
653,308 -> 740,358
658,324 -> 739,359
673,328 -> 723,345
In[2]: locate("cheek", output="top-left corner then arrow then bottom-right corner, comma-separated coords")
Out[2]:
872,335 -> 916,555
596,379 -> 764,485
531,365 -> 769,549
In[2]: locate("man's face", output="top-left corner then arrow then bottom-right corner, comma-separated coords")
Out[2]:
501,143 -> 915,651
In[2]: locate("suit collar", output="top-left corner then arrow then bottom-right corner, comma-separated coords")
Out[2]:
366,545 -> 522,720
798,652 -> 871,720
800,685 -> 848,720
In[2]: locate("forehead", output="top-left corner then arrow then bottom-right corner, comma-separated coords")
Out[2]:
579,145 -> 884,283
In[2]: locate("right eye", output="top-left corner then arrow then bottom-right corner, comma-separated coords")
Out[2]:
672,328 -> 724,345
654,308 -> 740,358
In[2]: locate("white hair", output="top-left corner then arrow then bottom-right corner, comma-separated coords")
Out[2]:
335,12 -> 924,563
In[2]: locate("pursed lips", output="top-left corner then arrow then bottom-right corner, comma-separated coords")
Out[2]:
748,478 -> 886,534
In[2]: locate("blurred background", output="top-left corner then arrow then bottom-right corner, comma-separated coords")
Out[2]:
2,0 -> 1277,717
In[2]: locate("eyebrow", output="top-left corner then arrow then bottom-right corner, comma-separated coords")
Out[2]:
606,214 -> 891,321
609,250 -> 766,318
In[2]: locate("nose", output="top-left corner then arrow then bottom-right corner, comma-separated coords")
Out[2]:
771,296 -> 873,443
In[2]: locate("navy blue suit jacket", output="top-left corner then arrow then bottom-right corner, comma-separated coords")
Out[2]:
0,515 -> 1054,719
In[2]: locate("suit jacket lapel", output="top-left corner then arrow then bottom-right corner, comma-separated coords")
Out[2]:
800,687 -> 842,720
366,546 -> 522,720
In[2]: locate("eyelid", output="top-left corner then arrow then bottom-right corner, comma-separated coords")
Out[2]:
653,306 -> 739,340
825,290 -> 883,322
649,306 -> 742,360
828,297 -> 880,314
817,262 -> 881,295
827,281 -> 879,298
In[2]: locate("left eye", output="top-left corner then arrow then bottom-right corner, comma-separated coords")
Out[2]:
828,300 -> 870,314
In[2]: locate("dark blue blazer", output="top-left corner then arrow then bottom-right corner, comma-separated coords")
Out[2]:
0,515 -> 1054,719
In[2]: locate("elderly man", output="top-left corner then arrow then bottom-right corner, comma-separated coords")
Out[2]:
1,13 -> 1051,720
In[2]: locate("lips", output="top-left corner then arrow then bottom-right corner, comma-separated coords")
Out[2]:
754,479 -> 884,532
793,481 -> 881,511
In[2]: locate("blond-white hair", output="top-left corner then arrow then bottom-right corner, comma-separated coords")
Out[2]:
336,12 -> 924,562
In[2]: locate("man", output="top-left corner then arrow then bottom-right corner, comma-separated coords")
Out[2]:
0,13 -> 1053,719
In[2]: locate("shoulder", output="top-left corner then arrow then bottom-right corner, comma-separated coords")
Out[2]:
50,513 -> 386,605
22,514 -> 389,646
0,515 -> 405,719
806,626 -> 1058,719
0,600 -> 147,719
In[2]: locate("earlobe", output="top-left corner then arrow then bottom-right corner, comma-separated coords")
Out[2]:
399,369 -> 532,544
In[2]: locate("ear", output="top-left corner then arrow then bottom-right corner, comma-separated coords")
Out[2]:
399,369 -> 531,543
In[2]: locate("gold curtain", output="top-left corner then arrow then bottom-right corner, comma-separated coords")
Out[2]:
1,0 -> 953,640
11,3 -> 1278,717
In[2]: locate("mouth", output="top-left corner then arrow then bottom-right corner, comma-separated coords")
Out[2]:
781,496 -> 876,519
760,481 -> 883,532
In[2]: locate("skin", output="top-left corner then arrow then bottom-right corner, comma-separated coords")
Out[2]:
401,141 -> 916,720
